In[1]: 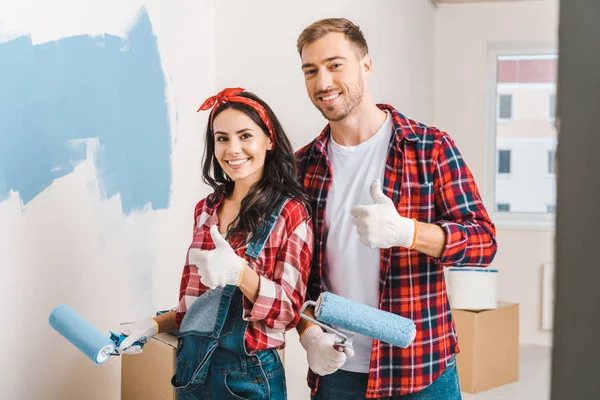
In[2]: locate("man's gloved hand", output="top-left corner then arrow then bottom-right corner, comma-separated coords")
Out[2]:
187,225 -> 245,289
351,179 -> 416,249
300,325 -> 355,376
117,317 -> 158,354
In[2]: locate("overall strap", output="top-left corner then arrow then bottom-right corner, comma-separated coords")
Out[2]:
244,197 -> 290,260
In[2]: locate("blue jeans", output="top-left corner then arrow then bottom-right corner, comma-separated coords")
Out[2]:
176,346 -> 286,400
312,356 -> 461,400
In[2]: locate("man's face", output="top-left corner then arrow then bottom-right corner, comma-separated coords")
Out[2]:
301,32 -> 368,122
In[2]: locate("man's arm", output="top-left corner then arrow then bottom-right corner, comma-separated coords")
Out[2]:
351,180 -> 449,258
431,133 -> 497,267
351,133 -> 496,266
413,221 -> 446,259
296,307 -> 316,336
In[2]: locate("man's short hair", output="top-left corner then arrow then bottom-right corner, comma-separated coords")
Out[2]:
297,18 -> 369,58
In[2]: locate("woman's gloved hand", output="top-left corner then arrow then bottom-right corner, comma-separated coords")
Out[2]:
116,317 -> 158,354
187,225 -> 245,289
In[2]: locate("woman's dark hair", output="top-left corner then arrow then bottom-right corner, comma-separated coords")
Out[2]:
202,91 -> 310,245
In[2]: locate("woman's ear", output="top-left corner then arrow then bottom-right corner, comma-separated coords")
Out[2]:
267,139 -> 273,151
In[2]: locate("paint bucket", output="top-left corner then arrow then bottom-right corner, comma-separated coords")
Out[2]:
447,267 -> 499,310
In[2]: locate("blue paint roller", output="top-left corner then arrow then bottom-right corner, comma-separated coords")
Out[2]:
49,304 -> 145,364
300,292 -> 417,349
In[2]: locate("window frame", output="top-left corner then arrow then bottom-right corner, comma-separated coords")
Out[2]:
496,203 -> 511,212
497,149 -> 512,175
485,43 -> 558,230
547,149 -> 556,176
497,94 -> 513,121
549,93 -> 557,121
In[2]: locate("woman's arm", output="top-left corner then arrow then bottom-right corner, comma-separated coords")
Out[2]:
238,262 -> 261,303
243,202 -> 313,331
153,310 -> 179,334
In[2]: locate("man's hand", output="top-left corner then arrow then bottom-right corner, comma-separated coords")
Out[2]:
117,317 -> 158,354
188,225 -> 245,289
350,179 -> 416,249
300,325 -> 355,376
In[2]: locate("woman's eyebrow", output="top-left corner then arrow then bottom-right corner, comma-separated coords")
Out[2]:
214,128 -> 254,135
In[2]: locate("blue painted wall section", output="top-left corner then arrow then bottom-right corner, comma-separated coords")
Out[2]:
0,8 -> 170,212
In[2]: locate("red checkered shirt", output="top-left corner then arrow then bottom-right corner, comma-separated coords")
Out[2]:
176,194 -> 313,353
296,104 -> 498,398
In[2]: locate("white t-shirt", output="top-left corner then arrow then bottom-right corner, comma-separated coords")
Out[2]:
323,111 -> 393,373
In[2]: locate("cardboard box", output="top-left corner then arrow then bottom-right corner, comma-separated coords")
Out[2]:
121,333 -> 178,400
453,302 -> 519,393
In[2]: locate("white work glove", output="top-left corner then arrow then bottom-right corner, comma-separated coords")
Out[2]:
350,179 -> 416,249
117,317 -> 159,354
300,325 -> 355,376
187,225 -> 245,289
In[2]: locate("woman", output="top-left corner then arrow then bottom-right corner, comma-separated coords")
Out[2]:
118,87 -> 313,400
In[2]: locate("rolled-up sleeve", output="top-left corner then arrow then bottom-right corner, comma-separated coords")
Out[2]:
244,203 -> 313,331
433,134 -> 498,267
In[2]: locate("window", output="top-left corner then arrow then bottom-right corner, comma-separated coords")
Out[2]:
549,94 -> 556,120
497,203 -> 511,212
498,94 -> 513,120
498,150 -> 511,174
547,205 -> 556,213
489,52 -> 558,221
547,150 -> 556,174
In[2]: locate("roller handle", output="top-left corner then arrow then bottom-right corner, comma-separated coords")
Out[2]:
108,331 -> 147,356
299,300 -> 350,349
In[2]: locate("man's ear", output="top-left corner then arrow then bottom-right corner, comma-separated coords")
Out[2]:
362,54 -> 373,78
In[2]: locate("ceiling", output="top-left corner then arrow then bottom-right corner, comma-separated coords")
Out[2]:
434,0 -> 540,3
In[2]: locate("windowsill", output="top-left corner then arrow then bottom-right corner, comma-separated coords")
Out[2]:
497,173 -> 512,178
497,118 -> 513,123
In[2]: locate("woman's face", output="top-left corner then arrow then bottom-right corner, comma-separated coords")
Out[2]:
213,108 -> 273,186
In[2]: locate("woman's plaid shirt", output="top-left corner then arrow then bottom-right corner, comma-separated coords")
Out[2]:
295,105 -> 497,398
176,195 -> 313,353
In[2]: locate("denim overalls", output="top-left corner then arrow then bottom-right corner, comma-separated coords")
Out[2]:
172,200 -> 289,400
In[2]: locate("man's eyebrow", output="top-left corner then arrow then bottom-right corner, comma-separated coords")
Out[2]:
301,56 -> 347,69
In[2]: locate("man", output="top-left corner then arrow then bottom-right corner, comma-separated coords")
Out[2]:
294,18 -> 497,399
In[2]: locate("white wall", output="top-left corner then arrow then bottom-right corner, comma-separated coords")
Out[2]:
215,0 -> 436,149
214,1 -> 435,398
434,0 -> 559,346
0,1 -> 215,399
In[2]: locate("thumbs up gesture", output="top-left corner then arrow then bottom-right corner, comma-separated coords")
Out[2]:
350,180 -> 417,249
187,225 -> 245,289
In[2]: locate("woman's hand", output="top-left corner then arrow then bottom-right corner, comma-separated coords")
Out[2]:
116,317 -> 158,354
188,225 -> 245,289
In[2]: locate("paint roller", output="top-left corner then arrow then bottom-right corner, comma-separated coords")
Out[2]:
49,304 -> 146,365
300,292 -> 417,349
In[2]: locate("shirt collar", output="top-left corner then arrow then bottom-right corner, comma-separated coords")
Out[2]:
310,104 -> 420,157
202,192 -> 226,227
